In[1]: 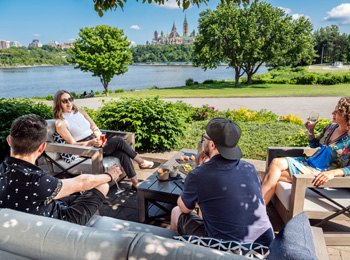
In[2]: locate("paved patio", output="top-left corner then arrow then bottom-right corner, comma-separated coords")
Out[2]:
98,150 -> 349,260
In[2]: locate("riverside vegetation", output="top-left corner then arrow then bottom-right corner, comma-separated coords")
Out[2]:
0,97 -> 331,162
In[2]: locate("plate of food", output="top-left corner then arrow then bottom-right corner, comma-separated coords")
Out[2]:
175,153 -> 196,164
179,163 -> 195,175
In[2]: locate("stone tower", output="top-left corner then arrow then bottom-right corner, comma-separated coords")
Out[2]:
183,15 -> 188,36
154,30 -> 158,41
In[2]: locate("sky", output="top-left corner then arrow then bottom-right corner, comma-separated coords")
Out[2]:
1,0 -> 350,47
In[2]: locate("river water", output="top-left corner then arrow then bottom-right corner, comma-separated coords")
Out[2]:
0,65 -> 267,98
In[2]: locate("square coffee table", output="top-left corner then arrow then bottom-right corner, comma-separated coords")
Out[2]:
137,148 -> 197,223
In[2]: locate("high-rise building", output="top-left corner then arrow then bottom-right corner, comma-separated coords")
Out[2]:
10,41 -> 22,47
0,40 -> 10,49
28,39 -> 43,48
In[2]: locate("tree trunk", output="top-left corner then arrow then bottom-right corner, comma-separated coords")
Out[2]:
235,69 -> 240,87
105,84 -> 109,97
247,73 -> 253,85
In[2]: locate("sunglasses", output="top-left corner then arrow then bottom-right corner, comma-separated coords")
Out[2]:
202,133 -> 212,142
61,97 -> 74,104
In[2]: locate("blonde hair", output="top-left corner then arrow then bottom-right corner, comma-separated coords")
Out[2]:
336,97 -> 350,135
53,90 -> 78,120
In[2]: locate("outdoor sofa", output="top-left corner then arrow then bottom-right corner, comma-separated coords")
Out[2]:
0,208 -> 328,260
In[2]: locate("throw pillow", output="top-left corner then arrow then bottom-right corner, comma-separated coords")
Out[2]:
267,212 -> 317,260
53,133 -> 79,163
173,235 -> 269,259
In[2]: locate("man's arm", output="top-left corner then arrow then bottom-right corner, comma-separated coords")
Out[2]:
177,195 -> 193,214
54,165 -> 122,200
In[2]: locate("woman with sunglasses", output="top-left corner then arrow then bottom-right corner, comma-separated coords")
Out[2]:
53,90 -> 160,189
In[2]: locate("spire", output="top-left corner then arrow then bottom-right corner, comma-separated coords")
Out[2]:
172,21 -> 176,31
184,15 -> 188,24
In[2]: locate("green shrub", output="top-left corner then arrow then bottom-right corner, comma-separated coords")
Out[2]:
95,97 -> 187,150
95,91 -> 100,95
203,79 -> 214,84
301,74 -> 318,84
194,81 -> 199,85
343,73 -> 350,83
115,89 -> 125,93
109,90 -> 112,94
191,105 -> 217,121
149,86 -> 158,90
130,89 -> 135,92
0,99 -> 53,160
45,94 -> 53,100
70,92 -> 78,99
291,66 -> 307,73
185,78 -> 194,86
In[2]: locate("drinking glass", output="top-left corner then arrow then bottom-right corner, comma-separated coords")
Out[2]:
305,111 -> 320,135
105,165 -> 125,195
100,132 -> 106,145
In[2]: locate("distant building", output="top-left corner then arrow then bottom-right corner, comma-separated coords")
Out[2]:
10,41 -> 22,47
0,40 -> 10,49
150,15 -> 195,46
48,40 -> 59,48
28,39 -> 43,48
58,42 -> 74,49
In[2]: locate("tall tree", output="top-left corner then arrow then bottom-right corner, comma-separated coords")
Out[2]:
70,25 -> 132,96
193,2 -> 315,86
313,25 -> 348,64
92,0 -> 255,17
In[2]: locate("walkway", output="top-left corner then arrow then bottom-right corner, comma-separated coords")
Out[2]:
43,96 -> 341,119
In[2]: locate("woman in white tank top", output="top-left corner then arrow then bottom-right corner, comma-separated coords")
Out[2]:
53,90 -> 160,189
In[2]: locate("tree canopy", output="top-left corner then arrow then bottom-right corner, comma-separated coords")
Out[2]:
92,0 -> 255,16
70,25 -> 132,96
313,25 -> 348,64
193,2 -> 315,86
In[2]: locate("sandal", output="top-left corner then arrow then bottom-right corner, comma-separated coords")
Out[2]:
139,161 -> 161,170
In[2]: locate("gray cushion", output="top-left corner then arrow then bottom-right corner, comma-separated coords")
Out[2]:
87,215 -> 179,239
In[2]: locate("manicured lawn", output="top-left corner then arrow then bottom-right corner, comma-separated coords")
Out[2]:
106,82 -> 350,98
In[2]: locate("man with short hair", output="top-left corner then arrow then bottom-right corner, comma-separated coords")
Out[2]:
171,117 -> 274,246
0,115 -> 121,225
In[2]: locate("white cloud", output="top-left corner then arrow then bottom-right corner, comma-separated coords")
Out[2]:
130,25 -> 141,30
279,7 -> 291,15
292,13 -> 310,20
154,0 -> 191,9
324,3 -> 350,25
130,41 -> 136,46
32,33 -> 40,37
67,38 -> 75,42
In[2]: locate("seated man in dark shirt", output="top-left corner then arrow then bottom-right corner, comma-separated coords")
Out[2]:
170,117 -> 274,246
0,115 -> 121,225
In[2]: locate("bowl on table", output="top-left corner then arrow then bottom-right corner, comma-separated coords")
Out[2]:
157,168 -> 169,180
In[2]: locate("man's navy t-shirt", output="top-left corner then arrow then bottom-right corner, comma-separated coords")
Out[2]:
181,154 -> 273,245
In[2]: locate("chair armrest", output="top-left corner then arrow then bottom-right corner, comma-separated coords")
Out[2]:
266,147 -> 319,171
45,143 -> 103,174
102,130 -> 135,150
289,174 -> 350,218
311,227 -> 330,260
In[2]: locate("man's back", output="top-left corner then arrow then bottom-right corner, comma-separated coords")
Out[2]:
0,157 -> 59,217
181,155 -> 273,245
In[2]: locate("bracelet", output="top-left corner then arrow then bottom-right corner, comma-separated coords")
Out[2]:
105,172 -> 113,182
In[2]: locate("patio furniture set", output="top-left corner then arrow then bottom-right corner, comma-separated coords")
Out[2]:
2,124 -> 347,259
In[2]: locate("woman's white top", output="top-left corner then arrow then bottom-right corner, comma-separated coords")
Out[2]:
62,111 -> 93,141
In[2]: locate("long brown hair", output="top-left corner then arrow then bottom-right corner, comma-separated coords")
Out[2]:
336,97 -> 350,135
53,90 -> 78,119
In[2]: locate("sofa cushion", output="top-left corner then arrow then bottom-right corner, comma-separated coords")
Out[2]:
173,235 -> 269,259
267,212 -> 317,260
53,132 -> 78,163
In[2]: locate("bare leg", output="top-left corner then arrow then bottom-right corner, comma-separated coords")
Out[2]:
95,183 -> 109,197
130,176 -> 139,187
170,206 -> 182,231
133,155 -> 154,168
262,158 -> 292,206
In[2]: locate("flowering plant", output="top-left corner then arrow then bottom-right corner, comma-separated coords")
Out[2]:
191,105 -> 217,121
